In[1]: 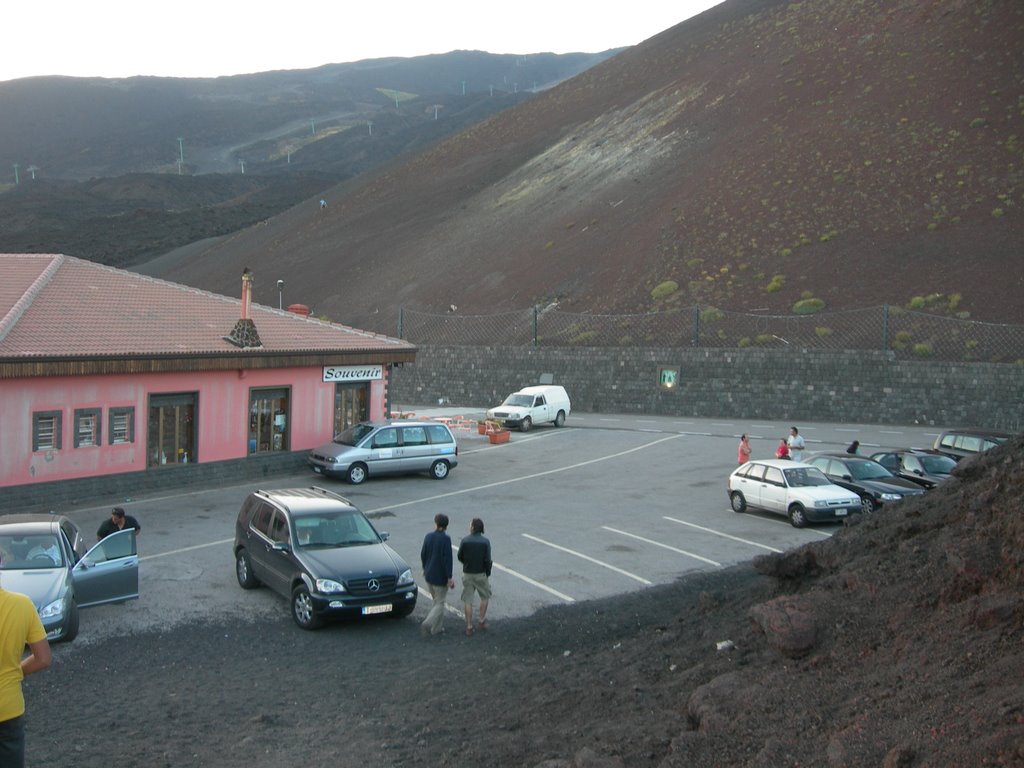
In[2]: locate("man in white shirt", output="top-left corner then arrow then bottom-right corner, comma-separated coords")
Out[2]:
788,426 -> 806,462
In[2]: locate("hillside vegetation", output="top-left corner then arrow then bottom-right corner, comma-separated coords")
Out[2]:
142,0 -> 1024,331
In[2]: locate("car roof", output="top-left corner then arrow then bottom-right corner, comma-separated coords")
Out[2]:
739,459 -> 815,469
0,513 -> 69,531
356,419 -> 450,429
937,428 -> 1013,438
872,448 -> 950,456
252,487 -> 361,517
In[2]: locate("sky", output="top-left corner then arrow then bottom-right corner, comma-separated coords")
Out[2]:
2,1 -> 723,82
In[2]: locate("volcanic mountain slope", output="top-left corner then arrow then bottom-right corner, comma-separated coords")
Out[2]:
144,0 -> 1024,332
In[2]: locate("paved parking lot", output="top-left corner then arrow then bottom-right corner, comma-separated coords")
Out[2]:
53,411 -> 946,643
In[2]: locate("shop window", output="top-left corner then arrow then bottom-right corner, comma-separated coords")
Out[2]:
109,407 -> 136,445
32,411 -> 62,451
74,408 -> 102,448
249,388 -> 290,454
148,393 -> 196,467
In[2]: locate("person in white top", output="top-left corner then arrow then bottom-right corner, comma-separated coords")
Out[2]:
788,426 -> 806,462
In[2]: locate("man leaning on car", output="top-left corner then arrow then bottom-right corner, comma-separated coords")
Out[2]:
0,551 -> 53,768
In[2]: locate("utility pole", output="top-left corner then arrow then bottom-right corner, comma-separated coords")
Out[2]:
433,104 -> 441,120
12,163 -> 19,185
310,119 -> 316,135
238,159 -> 245,174
276,280 -> 284,310
489,85 -> 494,97
368,121 -> 373,136
461,80 -> 466,96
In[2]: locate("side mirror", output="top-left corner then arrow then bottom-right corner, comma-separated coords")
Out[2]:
842,474 -> 853,481
271,541 -> 290,553
378,532 -> 390,542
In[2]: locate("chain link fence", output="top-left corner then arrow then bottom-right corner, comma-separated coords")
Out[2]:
398,306 -> 1024,363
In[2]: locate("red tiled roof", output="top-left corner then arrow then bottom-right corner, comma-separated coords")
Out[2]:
0,254 -> 415,359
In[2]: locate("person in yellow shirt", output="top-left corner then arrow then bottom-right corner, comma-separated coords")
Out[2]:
0,552 -> 52,768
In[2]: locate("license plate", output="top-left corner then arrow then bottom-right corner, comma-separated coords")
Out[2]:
835,509 -> 848,516
362,604 -> 392,615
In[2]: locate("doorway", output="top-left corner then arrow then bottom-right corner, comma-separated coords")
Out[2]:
249,388 -> 291,454
147,393 -> 196,467
334,383 -> 369,435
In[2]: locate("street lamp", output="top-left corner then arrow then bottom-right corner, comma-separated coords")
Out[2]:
276,280 -> 284,310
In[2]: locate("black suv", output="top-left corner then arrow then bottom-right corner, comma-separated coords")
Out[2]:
807,453 -> 926,513
233,487 -> 417,629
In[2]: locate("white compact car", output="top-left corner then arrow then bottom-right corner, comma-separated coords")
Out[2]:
486,385 -> 571,432
727,459 -> 861,527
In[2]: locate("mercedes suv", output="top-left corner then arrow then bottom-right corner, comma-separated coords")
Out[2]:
233,487 -> 417,629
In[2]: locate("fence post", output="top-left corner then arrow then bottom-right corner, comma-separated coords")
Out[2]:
882,304 -> 889,352
533,306 -> 539,347
398,307 -> 404,339
692,305 -> 701,347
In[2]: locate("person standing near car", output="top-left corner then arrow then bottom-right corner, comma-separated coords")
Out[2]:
775,439 -> 790,459
737,434 -> 752,464
420,514 -> 454,637
0,552 -> 52,768
788,427 -> 806,462
457,518 -> 492,636
97,507 -> 141,541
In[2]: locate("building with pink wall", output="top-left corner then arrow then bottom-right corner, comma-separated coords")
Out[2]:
0,254 -> 415,490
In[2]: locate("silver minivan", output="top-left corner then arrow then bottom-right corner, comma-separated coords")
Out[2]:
308,420 -> 459,484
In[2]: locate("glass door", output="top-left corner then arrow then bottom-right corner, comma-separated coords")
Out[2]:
147,393 -> 196,467
334,383 -> 369,436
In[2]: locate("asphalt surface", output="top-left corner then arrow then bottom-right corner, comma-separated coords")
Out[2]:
41,409 -> 947,646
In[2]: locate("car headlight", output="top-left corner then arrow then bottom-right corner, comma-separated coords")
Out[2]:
880,493 -> 901,501
814,500 -> 829,508
315,578 -> 346,594
397,568 -> 415,587
39,598 -> 66,620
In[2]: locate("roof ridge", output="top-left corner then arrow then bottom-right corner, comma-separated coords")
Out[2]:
0,254 -> 64,344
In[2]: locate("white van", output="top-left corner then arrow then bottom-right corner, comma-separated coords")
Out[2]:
487,385 -> 571,432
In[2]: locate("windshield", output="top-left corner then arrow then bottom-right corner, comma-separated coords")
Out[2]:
846,459 -> 894,480
920,455 -> 956,474
783,467 -> 833,487
502,394 -> 533,407
293,511 -> 381,548
333,423 -> 375,446
0,533 -> 64,569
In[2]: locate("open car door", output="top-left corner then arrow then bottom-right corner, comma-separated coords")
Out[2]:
72,528 -> 139,607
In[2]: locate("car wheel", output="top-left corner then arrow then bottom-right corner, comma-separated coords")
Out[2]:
235,549 -> 260,589
554,411 -> 566,427
347,463 -> 368,485
61,602 -> 80,643
861,496 -> 876,514
430,460 -> 450,480
730,492 -> 747,513
520,416 -> 532,433
291,585 -> 323,630
788,503 -> 808,528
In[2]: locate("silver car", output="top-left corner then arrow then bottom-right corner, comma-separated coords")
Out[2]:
308,419 -> 459,484
0,513 -> 139,642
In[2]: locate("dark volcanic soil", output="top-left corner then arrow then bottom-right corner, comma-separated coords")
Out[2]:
22,438 -> 1024,768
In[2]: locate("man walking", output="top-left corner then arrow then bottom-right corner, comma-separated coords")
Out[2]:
0,553 -> 52,768
788,426 -> 806,462
457,518 -> 492,636
420,514 -> 454,637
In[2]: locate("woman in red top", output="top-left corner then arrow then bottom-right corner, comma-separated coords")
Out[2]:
737,434 -> 752,464
775,439 -> 790,459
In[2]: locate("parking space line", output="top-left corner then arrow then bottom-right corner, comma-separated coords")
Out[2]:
447,545 -> 576,603
365,434 -> 685,513
140,538 -> 232,561
522,534 -> 652,585
601,526 -> 721,567
663,516 -> 784,553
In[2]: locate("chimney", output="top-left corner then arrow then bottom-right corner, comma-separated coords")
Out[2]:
224,267 -> 263,348
287,303 -> 310,317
